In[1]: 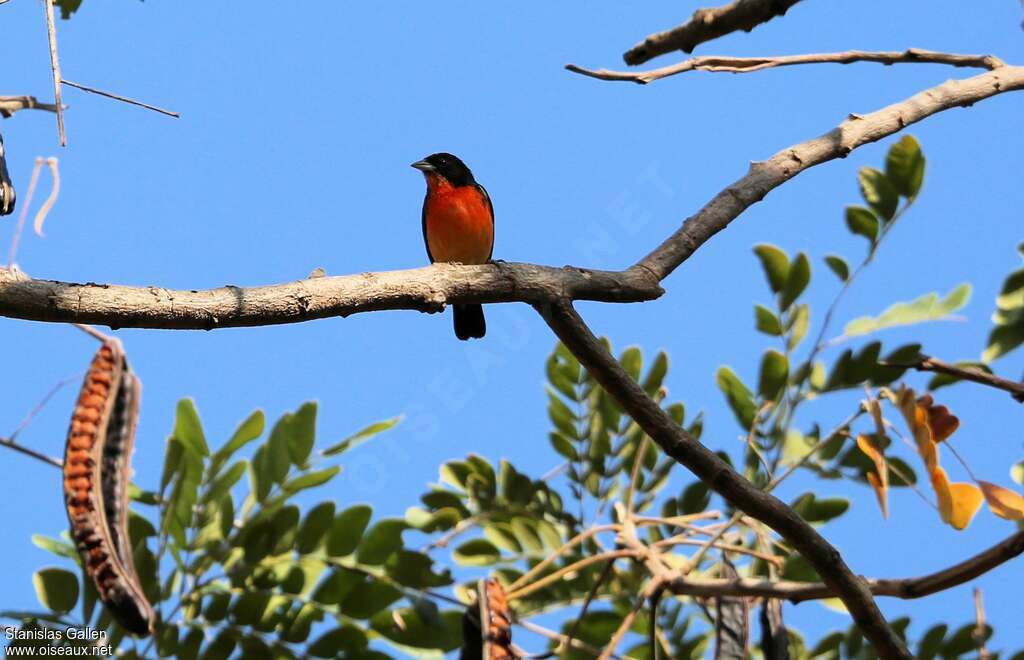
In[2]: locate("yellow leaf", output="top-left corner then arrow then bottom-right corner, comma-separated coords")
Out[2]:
979,480 -> 1024,521
931,467 -> 983,530
857,433 -> 889,519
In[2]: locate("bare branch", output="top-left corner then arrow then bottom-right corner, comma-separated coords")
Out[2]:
664,531 -> 1024,602
42,0 -> 66,146
623,0 -> 805,65
569,48 -> 1004,85
631,65 -> 1024,282
536,299 -> 910,658
0,263 -> 662,330
881,355 -> 1024,403
62,80 -> 180,119
0,96 -> 60,119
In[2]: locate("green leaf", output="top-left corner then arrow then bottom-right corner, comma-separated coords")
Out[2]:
296,502 -> 336,554
620,346 -> 642,381
205,460 -> 247,503
31,535 -> 78,562
641,351 -> 668,396
824,255 -> 849,282
858,166 -> 899,220
549,433 -> 578,460
753,244 -> 790,293
779,252 -> 810,311
845,206 -> 879,243
916,623 -> 947,660
327,505 -> 373,557
754,304 -> 783,336
370,608 -> 462,652
312,567 -> 362,605
33,568 -> 79,613
791,493 -> 849,523
757,350 -> 789,401
288,402 -> 317,466
323,416 -> 401,457
680,482 -> 710,514
782,555 -> 820,582
885,135 -> 926,198
787,304 -> 810,351
265,414 -> 294,484
173,399 -> 210,457
355,519 -> 407,565
283,466 -> 340,494
1011,461 -> 1024,487
843,284 -> 971,338
984,321 -> 1024,362
716,366 -> 756,429
943,623 -> 991,657
308,625 -> 369,657
339,578 -> 402,620
211,410 -> 264,474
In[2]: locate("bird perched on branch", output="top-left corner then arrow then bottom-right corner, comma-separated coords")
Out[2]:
412,152 -> 495,340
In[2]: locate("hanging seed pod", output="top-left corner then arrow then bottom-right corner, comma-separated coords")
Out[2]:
460,578 -> 516,660
63,339 -> 154,636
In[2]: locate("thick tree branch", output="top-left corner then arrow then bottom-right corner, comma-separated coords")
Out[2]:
881,355 -> 1024,403
665,530 -> 1024,602
623,0 -> 805,65
0,96 -> 60,118
0,263 -> 662,329
569,49 -> 1004,85
631,64 -> 1024,282
536,299 -> 910,659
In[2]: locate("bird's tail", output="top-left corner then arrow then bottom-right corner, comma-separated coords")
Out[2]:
453,304 -> 486,340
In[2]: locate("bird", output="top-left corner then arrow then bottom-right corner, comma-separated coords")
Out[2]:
411,152 -> 495,340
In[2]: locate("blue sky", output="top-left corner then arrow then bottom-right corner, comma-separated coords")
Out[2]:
2,0 -> 1023,654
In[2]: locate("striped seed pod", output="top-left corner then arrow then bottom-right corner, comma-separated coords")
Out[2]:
63,339 -> 154,636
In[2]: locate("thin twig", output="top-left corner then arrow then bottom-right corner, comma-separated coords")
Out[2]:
598,579 -> 663,660
507,524 -> 618,593
974,588 -> 991,659
9,374 -> 78,441
0,436 -> 62,468
562,558 -> 615,656
72,323 -> 114,343
33,157 -> 59,237
507,550 -> 633,601
61,80 -> 180,118
881,355 -> 1024,403
42,0 -> 66,146
517,619 -> 619,659
571,49 -> 1005,84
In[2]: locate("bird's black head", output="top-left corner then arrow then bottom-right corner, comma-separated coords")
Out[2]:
411,152 -> 476,187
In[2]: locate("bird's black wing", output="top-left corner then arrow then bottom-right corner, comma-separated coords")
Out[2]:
475,183 -> 495,261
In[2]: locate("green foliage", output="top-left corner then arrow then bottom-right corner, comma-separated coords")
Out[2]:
983,244 -> 1024,362
843,283 -> 971,339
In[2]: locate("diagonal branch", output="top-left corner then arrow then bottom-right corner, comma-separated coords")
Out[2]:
623,0 -> 806,65
535,299 -> 910,659
630,64 -> 1024,282
664,530 -> 1024,602
569,48 -> 1004,85
0,263 -> 661,329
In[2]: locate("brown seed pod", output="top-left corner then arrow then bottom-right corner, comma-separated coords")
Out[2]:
63,339 -> 154,636
461,578 -> 516,660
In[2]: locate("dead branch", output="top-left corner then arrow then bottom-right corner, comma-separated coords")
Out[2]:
569,48 -> 1004,85
623,0 -> 806,65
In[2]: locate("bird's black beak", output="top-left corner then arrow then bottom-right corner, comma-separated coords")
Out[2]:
410,160 -> 435,173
